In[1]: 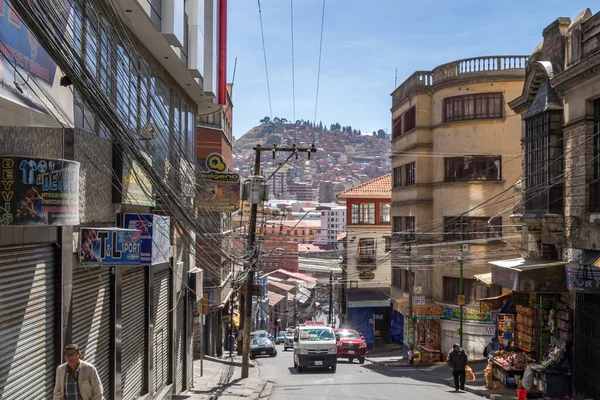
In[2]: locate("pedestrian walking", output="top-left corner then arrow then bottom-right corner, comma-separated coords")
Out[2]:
447,343 -> 468,392
53,344 -> 104,400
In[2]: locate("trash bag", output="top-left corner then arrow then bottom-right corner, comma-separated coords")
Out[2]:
465,365 -> 476,381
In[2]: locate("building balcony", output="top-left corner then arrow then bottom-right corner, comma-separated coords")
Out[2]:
392,56 -> 528,109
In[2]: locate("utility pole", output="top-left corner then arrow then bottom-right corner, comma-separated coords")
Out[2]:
293,292 -> 298,326
459,215 -> 464,348
241,144 -> 316,379
328,270 -> 334,325
406,241 -> 414,363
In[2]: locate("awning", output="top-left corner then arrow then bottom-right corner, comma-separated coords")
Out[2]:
490,258 -> 568,292
474,272 -> 493,286
347,288 -> 390,308
395,298 -> 447,320
337,232 -> 347,241
479,291 -> 513,312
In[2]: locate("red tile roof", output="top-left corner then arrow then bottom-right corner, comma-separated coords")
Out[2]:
337,174 -> 391,199
268,292 -> 286,306
264,269 -> 318,284
268,280 -> 295,292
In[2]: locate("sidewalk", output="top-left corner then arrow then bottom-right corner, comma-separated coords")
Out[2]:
173,355 -> 273,400
367,351 -> 518,400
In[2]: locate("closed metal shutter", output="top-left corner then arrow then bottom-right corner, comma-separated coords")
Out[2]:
0,244 -> 55,400
153,269 -> 170,394
187,296 -> 193,388
72,266 -> 112,399
122,267 -> 146,400
574,292 -> 600,400
175,291 -> 185,392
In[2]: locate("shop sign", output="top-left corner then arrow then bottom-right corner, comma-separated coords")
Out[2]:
566,263 -> 600,293
197,153 -> 240,212
445,306 -> 492,323
398,302 -> 446,319
519,266 -> 566,292
359,270 -> 375,280
80,228 -> 141,266
121,153 -> 154,207
413,286 -> 422,295
1,156 -> 79,226
413,295 -> 425,305
123,213 -> 170,265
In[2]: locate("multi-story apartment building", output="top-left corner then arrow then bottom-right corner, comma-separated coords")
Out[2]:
337,174 -> 392,348
286,182 -> 314,201
315,206 -> 346,248
504,10 -> 600,399
0,1 -> 226,398
390,55 -> 526,357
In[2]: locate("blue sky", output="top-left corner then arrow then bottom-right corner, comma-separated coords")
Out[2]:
227,0 -> 593,138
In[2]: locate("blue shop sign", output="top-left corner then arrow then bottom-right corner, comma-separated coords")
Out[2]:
123,213 -> 171,265
80,228 -> 142,266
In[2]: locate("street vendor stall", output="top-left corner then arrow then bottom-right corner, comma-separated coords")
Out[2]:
491,350 -> 535,387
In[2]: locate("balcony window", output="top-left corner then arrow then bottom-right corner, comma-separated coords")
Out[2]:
380,203 -> 391,223
357,238 -> 376,268
444,93 -> 503,122
405,162 -> 416,186
524,111 -> 563,214
444,216 -> 502,241
384,236 -> 391,252
445,156 -> 501,182
393,166 -> 402,188
351,203 -> 375,224
392,106 -> 416,139
591,100 -> 600,212
405,216 -> 416,240
443,277 -> 502,304
393,217 -> 402,234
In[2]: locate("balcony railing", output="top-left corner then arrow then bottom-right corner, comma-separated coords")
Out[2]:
392,55 -> 528,107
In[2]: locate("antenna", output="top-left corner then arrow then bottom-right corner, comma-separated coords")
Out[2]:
394,68 -> 398,88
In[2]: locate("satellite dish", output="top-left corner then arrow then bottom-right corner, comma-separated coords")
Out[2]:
140,123 -> 159,140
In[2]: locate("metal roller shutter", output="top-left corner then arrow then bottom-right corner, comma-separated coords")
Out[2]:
153,269 -> 170,394
0,244 -> 55,400
187,296 -> 193,389
72,266 -> 112,399
175,291 -> 185,392
122,267 -> 147,400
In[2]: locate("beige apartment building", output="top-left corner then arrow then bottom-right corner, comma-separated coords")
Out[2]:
390,55 -> 527,357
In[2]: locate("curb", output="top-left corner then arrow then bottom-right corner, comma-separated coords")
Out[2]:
203,355 -> 255,368
249,380 -> 268,400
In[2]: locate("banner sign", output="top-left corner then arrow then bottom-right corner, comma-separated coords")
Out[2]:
566,263 -> 600,293
123,213 -> 170,265
122,153 -> 154,207
197,153 -> 240,212
1,156 -> 79,226
445,306 -> 492,323
80,228 -> 141,266
412,295 -> 425,305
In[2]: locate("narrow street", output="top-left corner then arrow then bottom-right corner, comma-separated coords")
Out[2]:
254,344 -> 485,400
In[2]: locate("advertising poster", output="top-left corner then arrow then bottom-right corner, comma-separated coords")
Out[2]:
566,263 -> 600,293
197,153 -> 240,212
80,228 -> 141,266
1,156 -> 79,226
123,213 -> 171,265
0,3 -> 72,123
122,153 -> 154,207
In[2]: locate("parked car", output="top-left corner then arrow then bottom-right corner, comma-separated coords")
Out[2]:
283,331 -> 294,350
334,328 -> 367,364
250,330 -> 269,339
275,332 -> 286,344
250,337 -> 277,359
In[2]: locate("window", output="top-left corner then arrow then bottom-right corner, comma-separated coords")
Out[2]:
393,216 -> 402,234
380,203 -> 391,223
351,203 -> 375,224
405,162 -> 416,186
358,238 -> 376,256
443,93 -> 503,122
444,216 -> 502,241
392,106 -> 416,139
393,166 -> 402,188
445,156 -> 502,181
392,267 -> 402,288
524,110 -> 563,213
384,236 -> 391,252
591,99 -> 600,212
404,217 -> 416,240
443,277 -> 502,304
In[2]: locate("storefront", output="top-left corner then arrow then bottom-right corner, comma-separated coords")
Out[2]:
346,289 -> 391,348
483,258 -> 572,396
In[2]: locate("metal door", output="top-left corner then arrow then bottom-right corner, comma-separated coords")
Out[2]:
574,292 -> 600,400
175,290 -> 185,392
0,245 -> 55,399
153,269 -> 170,394
72,266 -> 112,398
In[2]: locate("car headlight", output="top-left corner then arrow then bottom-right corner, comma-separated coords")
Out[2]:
299,348 -> 308,355
328,348 -> 337,354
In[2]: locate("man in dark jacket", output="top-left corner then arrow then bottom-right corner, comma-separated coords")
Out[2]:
447,343 -> 468,391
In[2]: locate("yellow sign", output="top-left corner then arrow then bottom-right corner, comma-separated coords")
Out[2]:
457,295 -> 466,306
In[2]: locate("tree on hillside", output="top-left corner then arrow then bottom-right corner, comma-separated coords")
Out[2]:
330,122 -> 341,131
296,120 -> 302,126
273,117 -> 281,124
281,118 -> 288,124
372,131 -> 376,136
318,121 -> 323,130
358,129 -> 362,135
377,129 -> 387,139
260,116 -> 271,124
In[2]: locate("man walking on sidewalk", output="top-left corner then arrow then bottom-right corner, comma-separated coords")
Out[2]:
447,343 -> 468,392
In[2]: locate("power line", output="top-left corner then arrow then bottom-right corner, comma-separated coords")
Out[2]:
257,0 -> 273,120
313,0 -> 326,136
290,0 -> 296,123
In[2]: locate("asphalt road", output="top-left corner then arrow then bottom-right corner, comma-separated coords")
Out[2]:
254,344 -> 486,400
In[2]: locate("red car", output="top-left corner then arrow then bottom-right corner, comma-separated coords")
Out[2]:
334,329 -> 367,364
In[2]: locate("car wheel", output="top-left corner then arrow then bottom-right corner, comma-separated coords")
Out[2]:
297,365 -> 303,372
330,365 -> 337,373
358,357 -> 365,364
348,357 -> 354,363
270,351 -> 277,357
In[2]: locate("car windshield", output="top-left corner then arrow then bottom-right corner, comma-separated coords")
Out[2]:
337,330 -> 360,339
251,337 -> 271,346
299,328 -> 335,341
